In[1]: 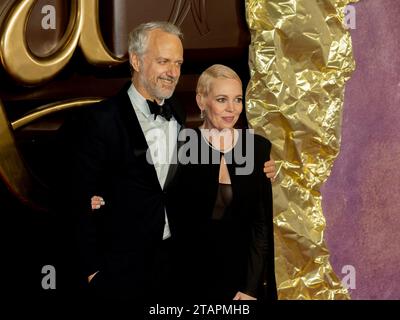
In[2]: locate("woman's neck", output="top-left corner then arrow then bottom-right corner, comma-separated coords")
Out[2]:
199,125 -> 238,153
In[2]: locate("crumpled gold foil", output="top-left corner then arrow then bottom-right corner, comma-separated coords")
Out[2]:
245,0 -> 359,299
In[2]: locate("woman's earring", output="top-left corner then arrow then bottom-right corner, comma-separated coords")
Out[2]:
200,110 -> 205,119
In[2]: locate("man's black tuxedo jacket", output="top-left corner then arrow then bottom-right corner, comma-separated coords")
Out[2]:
67,84 -> 186,293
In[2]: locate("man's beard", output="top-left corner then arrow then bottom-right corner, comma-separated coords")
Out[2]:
141,74 -> 177,101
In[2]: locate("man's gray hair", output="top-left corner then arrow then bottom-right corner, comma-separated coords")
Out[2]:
128,21 -> 183,57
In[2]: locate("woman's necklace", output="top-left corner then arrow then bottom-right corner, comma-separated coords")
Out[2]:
200,127 -> 237,153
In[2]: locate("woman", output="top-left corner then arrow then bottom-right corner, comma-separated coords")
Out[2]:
92,64 -> 277,301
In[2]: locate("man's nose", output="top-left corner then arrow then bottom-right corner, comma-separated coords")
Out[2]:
167,64 -> 180,78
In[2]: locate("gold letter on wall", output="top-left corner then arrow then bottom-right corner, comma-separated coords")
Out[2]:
0,0 -> 124,85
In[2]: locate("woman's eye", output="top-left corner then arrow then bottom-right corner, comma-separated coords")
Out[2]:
235,98 -> 243,103
216,98 -> 226,103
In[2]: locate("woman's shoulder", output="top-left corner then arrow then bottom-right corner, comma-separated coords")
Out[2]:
237,129 -> 271,149
234,129 -> 271,166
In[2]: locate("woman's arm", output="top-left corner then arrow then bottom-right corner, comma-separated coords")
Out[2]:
242,179 -> 270,298
242,137 -> 276,300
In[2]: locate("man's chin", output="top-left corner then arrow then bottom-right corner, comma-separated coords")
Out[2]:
156,89 -> 175,100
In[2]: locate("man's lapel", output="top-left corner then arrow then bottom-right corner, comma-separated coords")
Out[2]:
168,95 -> 186,126
163,123 -> 185,191
116,88 -> 150,158
115,88 -> 186,191
163,96 -> 186,191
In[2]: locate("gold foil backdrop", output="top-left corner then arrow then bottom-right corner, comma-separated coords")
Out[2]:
246,0 -> 359,299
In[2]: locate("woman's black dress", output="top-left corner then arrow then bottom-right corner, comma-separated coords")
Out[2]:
168,128 -> 277,301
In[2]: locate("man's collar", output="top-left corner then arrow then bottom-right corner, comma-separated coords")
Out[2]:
126,82 -> 185,125
127,84 -> 166,119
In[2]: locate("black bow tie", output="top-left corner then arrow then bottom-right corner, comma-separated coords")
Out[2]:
146,99 -> 173,121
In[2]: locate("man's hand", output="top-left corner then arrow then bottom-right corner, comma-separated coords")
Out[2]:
264,159 -> 276,181
233,291 -> 257,300
88,271 -> 99,283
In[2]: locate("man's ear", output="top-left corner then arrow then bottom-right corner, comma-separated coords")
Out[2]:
130,52 -> 141,72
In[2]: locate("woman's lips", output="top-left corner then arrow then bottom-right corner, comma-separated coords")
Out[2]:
222,116 -> 235,123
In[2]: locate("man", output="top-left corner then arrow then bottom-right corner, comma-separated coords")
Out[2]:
69,21 -> 276,301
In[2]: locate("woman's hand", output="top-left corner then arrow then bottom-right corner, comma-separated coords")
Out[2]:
263,159 -> 276,181
91,196 -> 105,210
233,291 -> 257,300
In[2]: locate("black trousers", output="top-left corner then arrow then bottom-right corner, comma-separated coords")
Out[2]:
147,238 -> 175,301
86,238 -> 175,302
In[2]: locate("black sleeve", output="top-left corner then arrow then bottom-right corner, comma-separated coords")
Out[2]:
67,106 -> 111,277
243,136 -> 277,299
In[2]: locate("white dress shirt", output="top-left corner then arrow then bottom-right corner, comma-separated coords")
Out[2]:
127,84 -> 179,240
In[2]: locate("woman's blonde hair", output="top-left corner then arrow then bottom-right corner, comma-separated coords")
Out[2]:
196,64 -> 242,96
